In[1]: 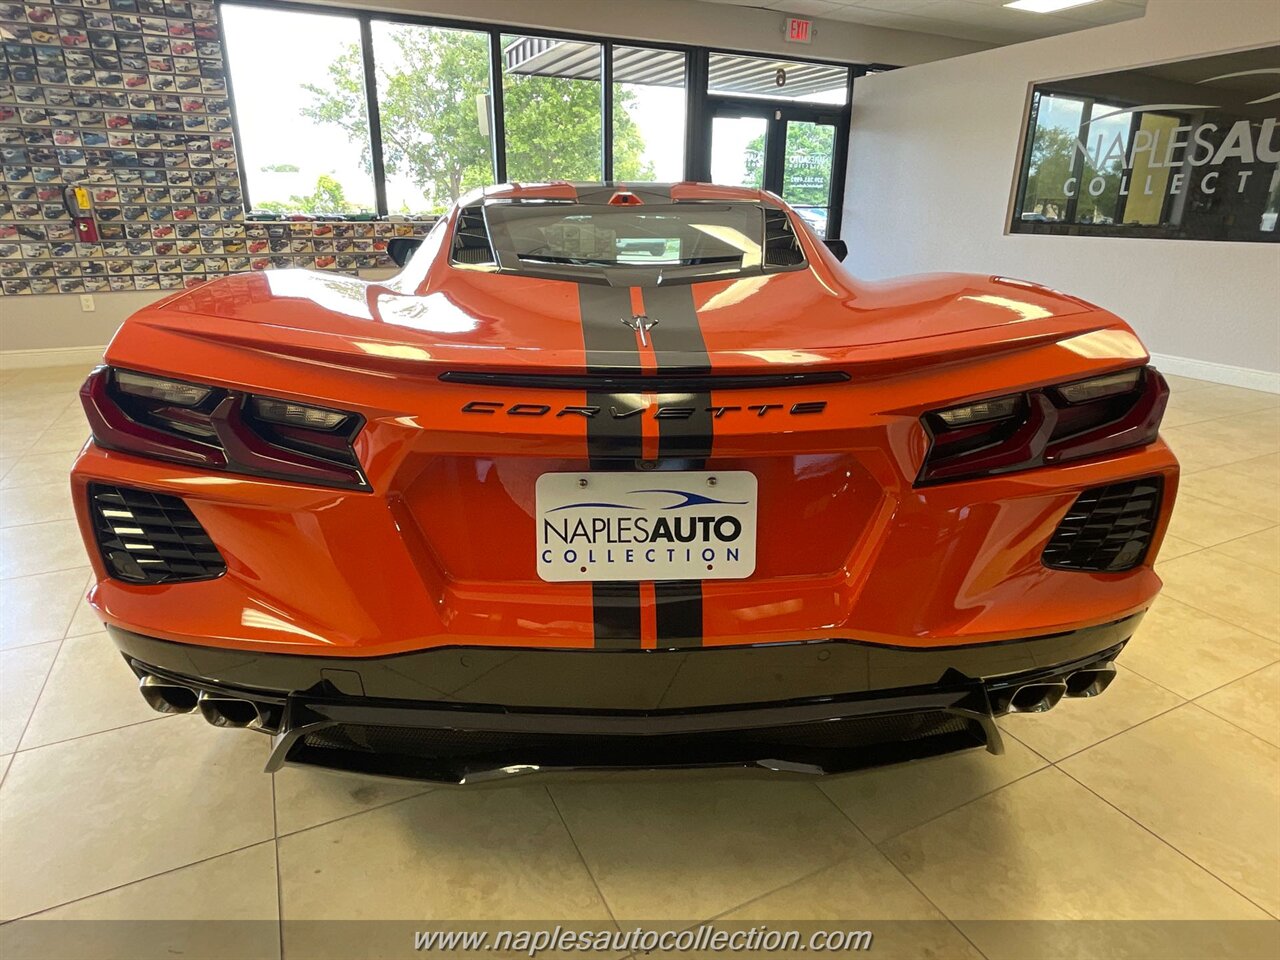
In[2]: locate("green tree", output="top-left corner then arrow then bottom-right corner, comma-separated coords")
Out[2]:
255,174 -> 357,215
743,123 -> 834,206
1023,125 -> 1076,220
301,29 -> 654,214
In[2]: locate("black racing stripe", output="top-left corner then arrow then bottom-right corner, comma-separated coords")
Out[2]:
578,283 -> 643,468
577,282 -> 643,647
591,581 -> 643,649
654,580 -> 703,649
643,283 -> 714,462
643,282 -> 712,648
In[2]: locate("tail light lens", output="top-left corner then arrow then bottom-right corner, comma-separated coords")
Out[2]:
918,366 -> 1168,485
81,366 -> 368,490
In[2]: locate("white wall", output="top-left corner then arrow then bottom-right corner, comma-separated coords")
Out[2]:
316,0 -> 990,66
841,0 -> 1280,388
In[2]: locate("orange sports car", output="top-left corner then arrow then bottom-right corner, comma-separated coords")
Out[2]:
70,182 -> 1178,783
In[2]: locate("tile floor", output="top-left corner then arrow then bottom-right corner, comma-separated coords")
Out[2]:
0,363 -> 1277,959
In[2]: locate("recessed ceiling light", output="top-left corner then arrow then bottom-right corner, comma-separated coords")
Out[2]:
1004,0 -> 1103,12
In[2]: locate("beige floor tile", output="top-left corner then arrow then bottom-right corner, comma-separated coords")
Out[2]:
957,919 -> 1279,960
25,405 -> 89,456
0,519 -> 87,579
0,566 -> 90,650
0,457 -> 15,481
882,767 -> 1266,923
0,422 -> 46,457
0,481 -> 77,527
1179,456 -> 1280,523
719,847 -> 983,959
1214,527 -> 1280,575
0,449 -> 79,489
550,778 -> 862,923
1165,494 -> 1275,548
1120,597 -> 1280,699
999,664 -> 1183,762
0,641 -> 59,755
1162,374 -> 1215,393
0,842 -> 280,960
1158,550 -> 1280,642
0,715 -> 274,920
19,631 -> 168,750
1162,385 -> 1278,427
65,571 -> 106,639
1161,423 -> 1270,475
277,787 -> 610,923
1062,704 -> 1280,916
1197,663 -> 1280,747
818,735 -> 1045,842
272,765 -> 431,837
1152,533 -> 1202,561
0,753 -> 10,784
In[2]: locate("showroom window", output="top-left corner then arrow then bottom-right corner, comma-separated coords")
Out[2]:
501,35 -> 604,183
612,46 -> 687,182
1012,46 -> 1280,242
221,4 -> 377,214
708,53 -> 849,104
370,22 -> 494,214
218,3 -> 861,235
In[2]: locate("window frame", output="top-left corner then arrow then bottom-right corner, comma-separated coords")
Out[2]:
219,0 -> 875,238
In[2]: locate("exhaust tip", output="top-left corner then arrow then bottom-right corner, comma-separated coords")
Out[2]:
138,675 -> 199,715
1066,664 -> 1117,698
1007,681 -> 1067,714
197,692 -> 263,729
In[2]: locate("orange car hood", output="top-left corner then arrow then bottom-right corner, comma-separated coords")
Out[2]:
125,259 -> 1122,376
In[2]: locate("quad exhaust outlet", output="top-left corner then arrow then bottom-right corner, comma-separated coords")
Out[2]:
138,675 -> 268,730
999,662 -> 1119,714
138,675 -> 199,715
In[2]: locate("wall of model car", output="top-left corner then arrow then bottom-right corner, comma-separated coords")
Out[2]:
0,0 -> 991,355
841,0 -> 1280,388
0,0 -> 438,322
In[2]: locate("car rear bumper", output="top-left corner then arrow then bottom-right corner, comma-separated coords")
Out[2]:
109,613 -> 1139,783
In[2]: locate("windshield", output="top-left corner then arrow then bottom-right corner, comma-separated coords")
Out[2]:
481,202 -> 777,282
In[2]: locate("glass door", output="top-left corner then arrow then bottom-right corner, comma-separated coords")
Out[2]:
706,103 -> 841,238
779,119 -> 836,238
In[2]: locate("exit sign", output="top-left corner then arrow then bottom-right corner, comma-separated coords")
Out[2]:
785,16 -> 813,44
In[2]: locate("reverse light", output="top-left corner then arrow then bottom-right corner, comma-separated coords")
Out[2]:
250,397 -> 349,431
81,366 -> 368,490
918,365 -> 1168,485
935,395 -> 1020,427
1055,369 -> 1142,404
114,370 -> 212,406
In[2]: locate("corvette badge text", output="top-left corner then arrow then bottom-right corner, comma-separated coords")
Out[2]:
534,472 -> 758,582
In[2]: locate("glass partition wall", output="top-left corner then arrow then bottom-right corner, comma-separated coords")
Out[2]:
221,3 -> 860,236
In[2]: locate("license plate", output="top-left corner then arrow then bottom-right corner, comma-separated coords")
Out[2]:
536,471 -> 757,582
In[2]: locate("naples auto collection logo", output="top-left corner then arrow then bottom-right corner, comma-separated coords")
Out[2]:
540,488 -> 747,568
1057,65 -> 1279,202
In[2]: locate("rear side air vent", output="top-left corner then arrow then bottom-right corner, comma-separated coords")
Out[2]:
88,483 -> 225,584
451,204 -> 495,265
763,208 -> 805,267
1042,476 -> 1164,572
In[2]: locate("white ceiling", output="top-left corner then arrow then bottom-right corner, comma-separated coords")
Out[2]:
697,0 -> 1149,46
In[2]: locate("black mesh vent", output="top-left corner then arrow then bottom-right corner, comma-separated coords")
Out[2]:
764,208 -> 805,267
1043,476 -> 1164,572
450,204 -> 495,265
89,483 -> 226,584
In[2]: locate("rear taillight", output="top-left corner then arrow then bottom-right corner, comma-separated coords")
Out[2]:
917,366 -> 1168,485
81,366 -> 368,490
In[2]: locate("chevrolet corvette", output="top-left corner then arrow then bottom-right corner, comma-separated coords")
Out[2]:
70,182 -> 1178,783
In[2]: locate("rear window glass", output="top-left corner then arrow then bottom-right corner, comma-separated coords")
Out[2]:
480,201 -> 795,282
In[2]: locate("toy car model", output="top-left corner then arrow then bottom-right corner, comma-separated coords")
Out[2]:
71,183 -> 1178,783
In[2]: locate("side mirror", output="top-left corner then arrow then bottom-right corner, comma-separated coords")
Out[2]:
823,238 -> 848,262
387,237 -> 423,267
